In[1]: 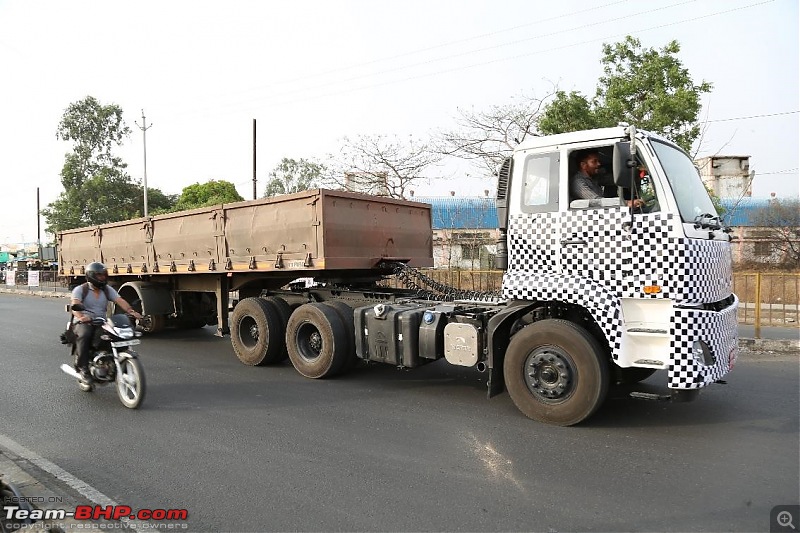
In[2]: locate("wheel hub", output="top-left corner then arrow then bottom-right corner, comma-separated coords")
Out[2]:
309,332 -> 322,353
525,349 -> 573,401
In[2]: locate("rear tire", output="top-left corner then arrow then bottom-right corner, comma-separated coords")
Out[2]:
116,357 -> 146,409
321,300 -> 358,371
503,319 -> 609,426
231,298 -> 285,366
263,296 -> 292,361
286,303 -> 349,378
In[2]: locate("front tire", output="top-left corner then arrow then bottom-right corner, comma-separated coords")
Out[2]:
286,303 -> 349,379
503,319 -> 609,426
116,357 -> 146,409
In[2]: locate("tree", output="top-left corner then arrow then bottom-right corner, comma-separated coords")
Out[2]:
539,36 -> 712,152
172,180 -> 244,211
326,134 -> 441,199
751,198 -> 800,266
436,94 -> 552,175
145,188 -> 179,215
263,158 -> 323,197
42,96 -> 137,233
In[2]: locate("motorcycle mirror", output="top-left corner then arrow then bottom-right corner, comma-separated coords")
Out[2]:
71,303 -> 85,312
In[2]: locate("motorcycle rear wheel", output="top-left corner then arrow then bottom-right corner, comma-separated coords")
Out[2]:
116,356 -> 146,409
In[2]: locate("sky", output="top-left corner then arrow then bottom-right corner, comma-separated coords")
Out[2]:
0,0 -> 798,245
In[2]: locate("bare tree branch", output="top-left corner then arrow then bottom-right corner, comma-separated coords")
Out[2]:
325,134 -> 442,199
434,90 -> 555,176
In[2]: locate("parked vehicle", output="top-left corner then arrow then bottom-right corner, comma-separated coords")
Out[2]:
60,304 -> 146,409
58,125 -> 738,425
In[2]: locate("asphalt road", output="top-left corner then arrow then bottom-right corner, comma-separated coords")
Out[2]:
1,293 -> 798,532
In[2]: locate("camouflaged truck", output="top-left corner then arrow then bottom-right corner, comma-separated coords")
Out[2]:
59,125 -> 738,425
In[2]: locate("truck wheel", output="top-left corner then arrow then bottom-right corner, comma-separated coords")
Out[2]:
614,367 -> 657,385
503,319 -> 609,426
321,301 -> 358,371
286,303 -> 349,378
231,297 -> 285,366
140,314 -> 166,334
263,296 -> 292,361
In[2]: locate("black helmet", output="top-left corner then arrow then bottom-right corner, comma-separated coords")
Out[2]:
85,262 -> 108,288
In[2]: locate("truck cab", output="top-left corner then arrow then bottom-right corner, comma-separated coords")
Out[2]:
493,125 -> 738,413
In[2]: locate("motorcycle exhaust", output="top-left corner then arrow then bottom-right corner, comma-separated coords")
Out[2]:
60,364 -> 81,379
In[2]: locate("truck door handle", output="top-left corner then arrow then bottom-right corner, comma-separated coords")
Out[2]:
560,239 -> 587,246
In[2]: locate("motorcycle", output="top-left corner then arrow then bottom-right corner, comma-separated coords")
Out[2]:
60,304 -> 146,409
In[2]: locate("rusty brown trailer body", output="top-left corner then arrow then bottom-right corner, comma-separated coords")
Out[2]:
58,189 -> 433,333
59,189 -> 432,277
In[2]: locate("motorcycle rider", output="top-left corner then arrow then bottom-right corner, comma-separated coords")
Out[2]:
71,262 -> 143,383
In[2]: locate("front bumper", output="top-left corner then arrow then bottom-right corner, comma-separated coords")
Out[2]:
668,294 -> 739,389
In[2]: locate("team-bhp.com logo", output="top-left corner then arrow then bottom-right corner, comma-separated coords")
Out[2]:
4,504 -> 188,524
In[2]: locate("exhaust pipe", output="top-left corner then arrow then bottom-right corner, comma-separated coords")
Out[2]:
60,363 -> 81,379
476,362 -> 487,373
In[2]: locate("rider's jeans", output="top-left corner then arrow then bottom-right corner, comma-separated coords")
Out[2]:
74,323 -> 99,370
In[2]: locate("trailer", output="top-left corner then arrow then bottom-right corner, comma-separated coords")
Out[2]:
59,125 -> 739,425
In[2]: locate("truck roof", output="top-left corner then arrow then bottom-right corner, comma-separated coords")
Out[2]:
515,126 -> 629,152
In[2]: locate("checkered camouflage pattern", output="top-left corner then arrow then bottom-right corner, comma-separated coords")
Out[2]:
503,208 -> 738,389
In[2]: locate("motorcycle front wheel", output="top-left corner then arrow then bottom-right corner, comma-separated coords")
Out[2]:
116,356 -> 146,409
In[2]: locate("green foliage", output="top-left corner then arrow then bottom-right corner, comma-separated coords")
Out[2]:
538,36 -> 712,152
537,91 -> 602,135
143,188 -> 179,215
706,184 -> 726,217
172,180 -> 244,211
263,158 -> 323,197
42,96 -> 136,233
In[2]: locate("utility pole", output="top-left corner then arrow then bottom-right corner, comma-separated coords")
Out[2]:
252,118 -> 257,200
136,110 -> 153,217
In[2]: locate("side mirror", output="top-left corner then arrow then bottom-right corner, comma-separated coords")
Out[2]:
71,303 -> 85,312
612,141 -> 636,188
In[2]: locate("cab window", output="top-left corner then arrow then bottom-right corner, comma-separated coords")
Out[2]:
521,152 -> 559,213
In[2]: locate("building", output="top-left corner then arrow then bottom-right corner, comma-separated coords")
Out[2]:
416,194 -> 798,269
416,195 -> 498,269
721,197 -> 799,267
695,155 -> 753,199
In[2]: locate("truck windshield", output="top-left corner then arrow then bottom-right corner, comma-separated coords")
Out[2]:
651,140 -> 718,225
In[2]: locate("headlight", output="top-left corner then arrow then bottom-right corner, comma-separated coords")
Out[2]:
692,341 -> 717,366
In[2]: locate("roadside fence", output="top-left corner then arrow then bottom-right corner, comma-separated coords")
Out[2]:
4,268 -> 798,331
385,269 -> 799,331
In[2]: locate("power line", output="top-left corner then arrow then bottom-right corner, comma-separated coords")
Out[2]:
175,0 -> 632,107
758,168 -> 798,176
706,110 -> 799,123
176,0 -> 696,118
179,0 -> 775,118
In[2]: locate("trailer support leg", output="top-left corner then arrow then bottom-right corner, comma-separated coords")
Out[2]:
215,275 -> 230,337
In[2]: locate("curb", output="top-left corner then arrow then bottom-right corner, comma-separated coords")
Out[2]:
738,337 -> 800,353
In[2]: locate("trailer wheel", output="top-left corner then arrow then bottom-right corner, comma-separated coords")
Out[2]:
231,297 -> 285,366
321,300 -> 358,371
263,296 -> 292,361
140,314 -> 166,334
286,303 -> 349,378
503,319 -> 609,426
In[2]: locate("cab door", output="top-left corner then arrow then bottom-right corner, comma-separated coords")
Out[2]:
505,150 -> 562,277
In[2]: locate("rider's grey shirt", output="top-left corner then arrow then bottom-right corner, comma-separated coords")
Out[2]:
71,285 -> 120,319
